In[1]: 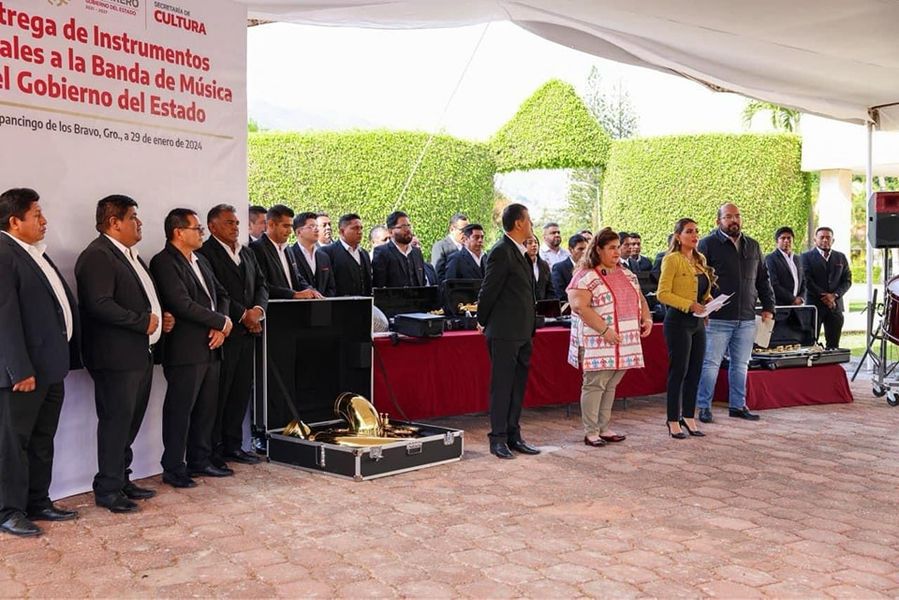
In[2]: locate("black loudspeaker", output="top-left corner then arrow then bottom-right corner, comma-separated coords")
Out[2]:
868,191 -> 899,248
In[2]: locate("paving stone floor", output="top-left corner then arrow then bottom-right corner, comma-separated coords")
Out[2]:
3,376 -> 899,598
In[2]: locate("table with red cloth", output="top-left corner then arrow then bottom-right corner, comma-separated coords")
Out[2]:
372,324 -> 669,420
713,362 -> 853,410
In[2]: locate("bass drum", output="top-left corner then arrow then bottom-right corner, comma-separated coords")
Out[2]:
884,275 -> 899,344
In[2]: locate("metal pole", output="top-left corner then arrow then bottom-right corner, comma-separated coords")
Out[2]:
865,120 -> 874,369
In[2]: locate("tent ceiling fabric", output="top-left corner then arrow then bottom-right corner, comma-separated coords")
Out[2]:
240,0 -> 899,128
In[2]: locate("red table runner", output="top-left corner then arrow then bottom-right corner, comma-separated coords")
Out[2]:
713,362 -> 853,410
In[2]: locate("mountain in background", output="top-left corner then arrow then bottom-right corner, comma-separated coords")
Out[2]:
249,99 -> 377,132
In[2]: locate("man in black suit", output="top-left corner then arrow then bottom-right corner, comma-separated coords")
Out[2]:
765,226 -> 806,306
247,205 -> 267,244
198,204 -> 269,467
478,203 -> 540,460
289,211 -> 337,297
316,212 -> 332,248
0,188 -> 80,537
76,195 -> 174,514
250,205 -> 320,300
150,209 -> 234,488
445,223 -> 486,280
373,211 -> 427,288
801,226 -> 851,348
626,233 -> 653,272
431,212 -> 468,281
525,236 -> 552,300
322,213 -> 373,297
551,234 -> 588,300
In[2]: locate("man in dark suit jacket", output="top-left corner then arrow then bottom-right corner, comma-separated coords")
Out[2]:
765,226 -> 806,306
551,234 -> 588,299
251,204 -> 320,300
478,203 -> 540,460
0,188 -> 80,537
150,209 -> 234,488
431,212 -> 468,281
625,233 -> 653,272
323,213 -> 373,297
198,204 -> 269,467
801,226 -> 851,348
289,211 -> 337,297
247,205 -> 267,244
76,195 -> 174,514
445,223 -> 486,280
373,211 -> 427,288
525,236 -> 552,300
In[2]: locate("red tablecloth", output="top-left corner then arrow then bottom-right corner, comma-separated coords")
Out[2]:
373,324 -> 668,420
713,362 -> 853,410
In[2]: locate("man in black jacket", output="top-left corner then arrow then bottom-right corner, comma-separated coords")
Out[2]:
372,211 -> 426,288
76,195 -> 174,513
431,212 -> 468,281
696,203 -> 775,423
0,188 -> 80,537
625,233 -> 653,272
290,211 -> 337,297
198,204 -> 268,466
801,226 -> 851,349
250,205 -> 320,300
525,236 -> 552,300
444,223 -> 486,280
765,226 -> 806,306
478,203 -> 540,460
150,209 -> 233,488
551,234 -> 588,299
322,213 -> 373,297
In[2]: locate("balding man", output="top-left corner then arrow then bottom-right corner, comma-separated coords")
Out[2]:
696,203 -> 775,424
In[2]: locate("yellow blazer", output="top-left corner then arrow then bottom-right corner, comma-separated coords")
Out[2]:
657,251 -> 713,313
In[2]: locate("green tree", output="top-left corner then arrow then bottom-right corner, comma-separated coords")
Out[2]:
248,118 -> 261,133
741,100 -> 801,132
567,66 -> 639,232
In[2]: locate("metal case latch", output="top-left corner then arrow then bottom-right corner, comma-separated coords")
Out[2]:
316,445 -> 326,468
443,432 -> 455,446
406,441 -> 423,456
369,446 -> 383,461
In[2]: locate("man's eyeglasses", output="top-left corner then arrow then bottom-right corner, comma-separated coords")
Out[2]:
393,224 -> 412,231
180,225 -> 205,234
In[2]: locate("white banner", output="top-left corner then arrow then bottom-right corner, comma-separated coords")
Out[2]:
0,0 -> 247,499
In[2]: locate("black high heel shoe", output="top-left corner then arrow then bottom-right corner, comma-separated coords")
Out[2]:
679,418 -> 706,437
667,422 -> 687,439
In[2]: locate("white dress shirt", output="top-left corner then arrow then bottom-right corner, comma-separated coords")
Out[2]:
104,234 -> 163,345
3,231 -> 73,341
532,257 -> 539,281
778,249 -> 800,298
215,236 -> 242,267
392,239 -> 412,257
271,239 -> 294,286
539,244 -> 570,267
340,238 -> 362,265
466,247 -> 482,268
298,243 -> 316,275
188,252 -> 215,310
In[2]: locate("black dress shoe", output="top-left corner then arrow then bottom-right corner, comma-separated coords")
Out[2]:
0,513 -> 41,537
162,472 -> 198,488
509,440 -> 541,455
729,406 -> 760,421
189,464 -> 234,477
28,504 -> 77,522
122,482 -> 156,500
95,493 -> 139,514
698,408 -> 714,423
223,449 -> 262,465
489,442 -> 515,459
666,422 -> 687,439
210,455 -> 230,470
584,436 -> 606,447
679,418 -> 706,437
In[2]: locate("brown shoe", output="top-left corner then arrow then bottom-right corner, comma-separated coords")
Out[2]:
583,436 -> 606,447
599,434 -> 626,443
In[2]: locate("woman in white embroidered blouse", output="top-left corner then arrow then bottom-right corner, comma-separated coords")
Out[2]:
566,228 -> 653,447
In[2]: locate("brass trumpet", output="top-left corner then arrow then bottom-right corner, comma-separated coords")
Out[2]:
283,393 -> 418,446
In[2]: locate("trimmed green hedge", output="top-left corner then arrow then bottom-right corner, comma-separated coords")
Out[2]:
491,79 -> 611,173
602,133 -> 809,254
248,130 -> 496,257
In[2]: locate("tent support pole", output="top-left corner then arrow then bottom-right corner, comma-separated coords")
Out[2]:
865,120 -> 874,370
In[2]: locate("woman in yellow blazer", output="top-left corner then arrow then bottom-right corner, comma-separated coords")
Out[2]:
657,218 -> 714,439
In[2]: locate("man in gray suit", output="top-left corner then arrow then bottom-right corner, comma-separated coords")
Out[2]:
431,212 -> 468,281
478,203 -> 540,460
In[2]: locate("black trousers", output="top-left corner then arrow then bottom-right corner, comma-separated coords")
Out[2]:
89,355 -> 153,496
486,337 -> 532,443
161,361 -> 220,474
817,308 -> 844,349
215,335 -> 255,455
0,382 -> 64,521
663,310 -> 706,422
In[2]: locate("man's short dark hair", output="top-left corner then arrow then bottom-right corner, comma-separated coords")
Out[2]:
462,223 -> 483,237
449,212 -> 468,227
207,203 -> 237,223
293,211 -> 318,231
629,232 -> 641,240
249,205 -> 267,218
0,188 -> 39,232
164,208 -> 197,241
619,231 -> 632,245
266,204 -> 294,222
502,204 -> 529,233
568,234 -> 587,249
95,194 -> 138,233
815,226 -> 834,236
338,213 -> 362,229
543,222 -> 559,231
578,229 -> 592,236
774,226 -> 795,240
386,211 -> 408,230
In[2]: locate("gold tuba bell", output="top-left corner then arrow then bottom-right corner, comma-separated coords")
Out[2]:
283,393 -> 419,446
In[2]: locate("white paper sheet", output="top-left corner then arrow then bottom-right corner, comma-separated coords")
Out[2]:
692,293 -> 732,318
754,315 -> 775,347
